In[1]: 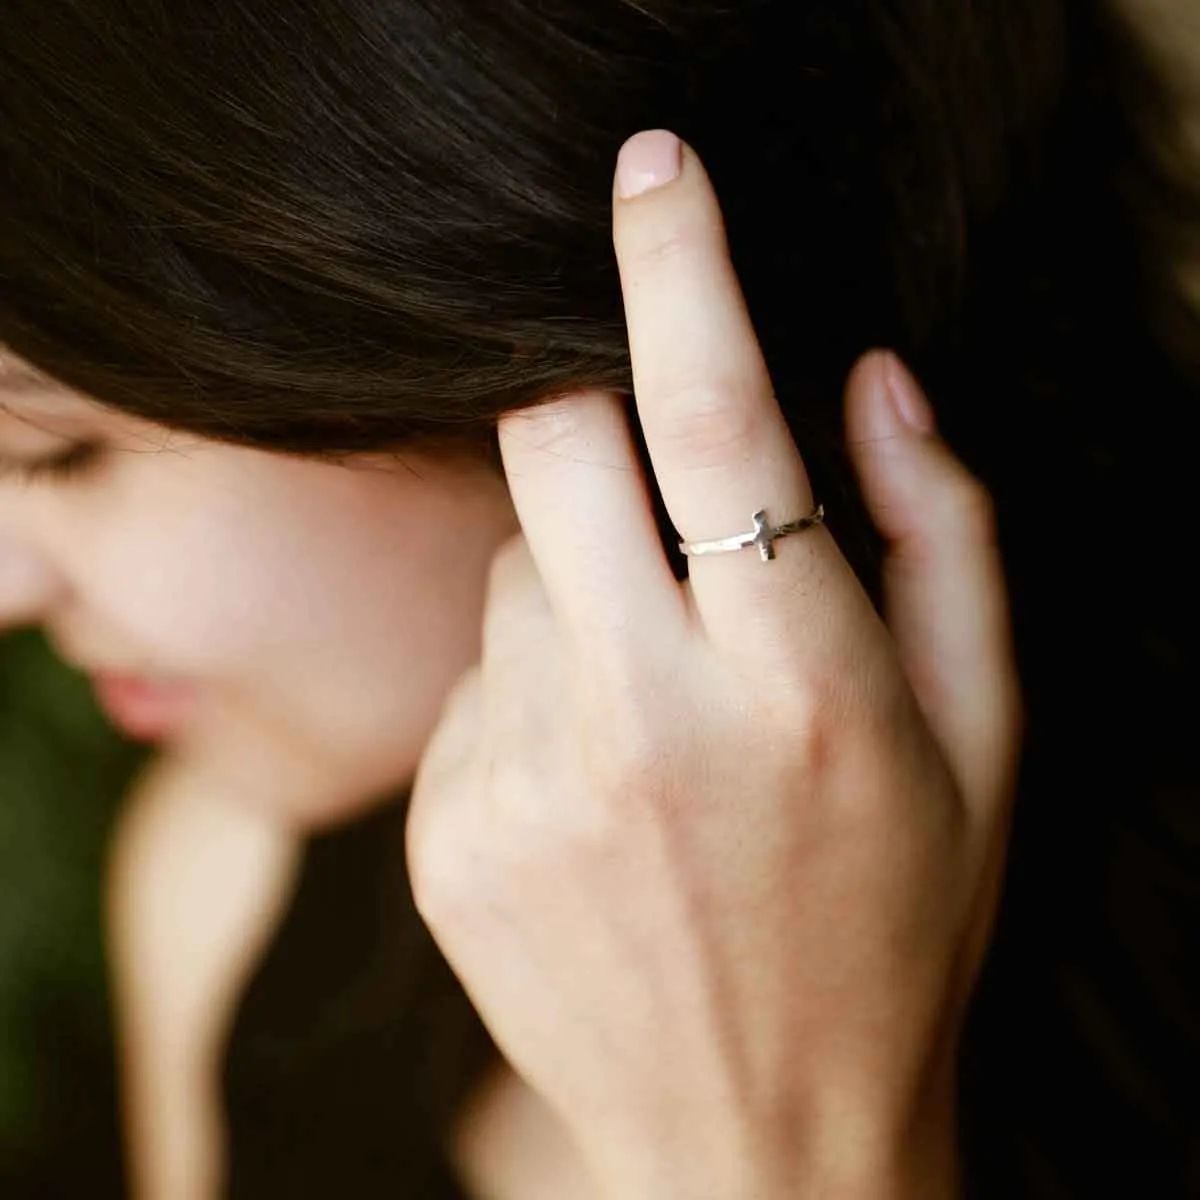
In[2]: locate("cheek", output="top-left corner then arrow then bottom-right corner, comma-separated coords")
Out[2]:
69,450 -> 515,784
249,472 -> 513,746
51,437 -> 523,832
78,510 -> 395,678
70,491 -> 298,675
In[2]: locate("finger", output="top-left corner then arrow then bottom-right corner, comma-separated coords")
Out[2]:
496,389 -> 686,651
843,350 -> 1024,816
612,130 -> 866,646
478,532 -> 563,727
406,661 -> 483,915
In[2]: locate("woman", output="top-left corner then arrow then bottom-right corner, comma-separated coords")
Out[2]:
2,1 -> 1197,1197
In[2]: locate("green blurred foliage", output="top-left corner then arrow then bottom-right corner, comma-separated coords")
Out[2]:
0,628 -> 150,1195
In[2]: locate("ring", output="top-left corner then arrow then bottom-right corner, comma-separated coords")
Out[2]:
678,505 -> 825,563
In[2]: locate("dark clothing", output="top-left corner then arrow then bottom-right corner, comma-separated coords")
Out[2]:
221,794 -> 495,1200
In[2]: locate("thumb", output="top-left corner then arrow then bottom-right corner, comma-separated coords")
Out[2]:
843,349 -> 1024,818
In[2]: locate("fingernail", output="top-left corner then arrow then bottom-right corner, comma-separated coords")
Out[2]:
617,130 -> 682,199
884,352 -> 936,434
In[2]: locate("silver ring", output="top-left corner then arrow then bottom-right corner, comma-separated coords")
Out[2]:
678,505 -> 825,563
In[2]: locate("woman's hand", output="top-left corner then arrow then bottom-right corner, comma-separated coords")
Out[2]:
406,130 -> 1023,1200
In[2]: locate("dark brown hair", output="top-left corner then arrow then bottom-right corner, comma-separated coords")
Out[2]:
1,1 -> 1066,459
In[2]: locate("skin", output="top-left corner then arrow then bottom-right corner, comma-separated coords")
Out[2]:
2,129 -> 1023,1198
0,359 -> 520,828
407,131 -> 1023,1198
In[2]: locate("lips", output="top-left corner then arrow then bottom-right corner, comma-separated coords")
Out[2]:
90,672 -> 197,742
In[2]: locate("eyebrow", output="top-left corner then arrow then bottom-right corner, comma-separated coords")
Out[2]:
0,360 -> 59,397
0,352 -> 52,387
0,399 -> 82,437
0,377 -> 90,418
0,394 -> 55,418
0,400 -> 87,444
0,398 -> 85,463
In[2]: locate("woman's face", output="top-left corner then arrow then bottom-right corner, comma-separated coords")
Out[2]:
0,352 -> 520,828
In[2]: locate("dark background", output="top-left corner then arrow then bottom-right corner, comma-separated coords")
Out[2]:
0,627 -> 150,1199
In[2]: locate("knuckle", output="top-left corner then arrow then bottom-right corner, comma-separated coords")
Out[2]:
628,207 -> 721,273
504,400 -> 586,456
579,704 -> 676,814
634,225 -> 692,272
776,673 -> 824,733
596,735 -> 668,804
779,678 -> 840,769
651,380 -> 764,468
563,647 -> 691,819
775,654 -> 890,764
406,813 -> 461,926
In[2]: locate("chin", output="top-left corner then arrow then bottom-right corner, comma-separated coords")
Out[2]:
171,706 -> 417,834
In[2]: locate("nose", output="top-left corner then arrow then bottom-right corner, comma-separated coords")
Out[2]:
0,535 -> 61,631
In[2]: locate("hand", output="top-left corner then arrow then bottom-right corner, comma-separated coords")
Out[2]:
406,129 -> 1023,1199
